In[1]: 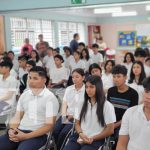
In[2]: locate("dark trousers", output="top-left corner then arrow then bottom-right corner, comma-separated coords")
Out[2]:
63,133 -> 104,150
53,116 -> 73,150
0,130 -> 47,150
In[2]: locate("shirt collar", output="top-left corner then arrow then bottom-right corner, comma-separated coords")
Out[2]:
28,86 -> 47,97
72,84 -> 85,92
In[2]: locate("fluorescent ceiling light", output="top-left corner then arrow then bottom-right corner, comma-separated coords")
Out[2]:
94,7 -> 122,14
146,5 -> 150,10
112,11 -> 137,17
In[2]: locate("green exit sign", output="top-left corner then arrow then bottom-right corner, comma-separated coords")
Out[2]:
71,0 -> 86,4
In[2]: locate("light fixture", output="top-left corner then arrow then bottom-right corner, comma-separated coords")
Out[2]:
146,5 -> 150,10
112,11 -> 137,17
94,7 -> 122,14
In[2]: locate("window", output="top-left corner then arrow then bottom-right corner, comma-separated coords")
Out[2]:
10,17 -> 54,54
58,21 -> 85,47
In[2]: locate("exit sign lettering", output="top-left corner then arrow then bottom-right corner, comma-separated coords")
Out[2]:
71,0 -> 86,4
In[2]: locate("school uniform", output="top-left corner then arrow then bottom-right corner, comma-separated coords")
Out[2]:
91,53 -> 103,65
0,87 -> 59,150
63,101 -> 116,150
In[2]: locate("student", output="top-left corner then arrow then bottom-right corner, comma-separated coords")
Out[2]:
107,65 -> 138,145
7,51 -> 19,73
81,48 -> 93,74
30,50 -> 43,67
53,68 -> 85,150
19,60 -> 36,94
117,77 -> 150,150
145,57 -> 150,67
53,48 -> 60,57
102,60 -> 115,93
70,33 -> 80,54
78,42 -> 86,53
122,52 -> 135,78
91,43 -> 103,67
0,66 -> 59,150
63,75 -> 116,150
89,63 -> 102,77
49,54 -> 68,88
43,47 -> 55,69
128,61 -> 146,104
134,48 -> 150,77
0,60 -> 17,113
63,46 -> 74,69
18,55 -> 28,80
69,51 -> 85,73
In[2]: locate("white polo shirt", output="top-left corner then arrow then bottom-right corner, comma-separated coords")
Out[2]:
91,53 -> 103,65
119,104 -> 150,150
43,55 -> 54,68
82,58 -> 93,72
17,87 -> 59,131
102,72 -> 114,91
18,68 -> 28,80
49,66 -> 68,84
63,84 -> 85,116
69,58 -> 85,72
128,82 -> 144,104
0,75 -> 17,105
64,55 -> 74,69
75,100 -> 116,137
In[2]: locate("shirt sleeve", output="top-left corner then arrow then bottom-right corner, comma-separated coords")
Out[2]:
63,88 -> 69,102
46,95 -> 59,118
130,89 -> 138,107
16,95 -> 24,112
119,109 -> 130,135
74,101 -> 84,120
104,101 -> 116,125
9,78 -> 17,92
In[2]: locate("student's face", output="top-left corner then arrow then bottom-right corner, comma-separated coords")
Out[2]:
132,64 -> 142,76
26,64 -> 33,72
65,50 -> 71,57
82,51 -> 87,58
106,62 -> 113,73
92,48 -> 98,53
7,53 -> 14,60
53,51 -> 57,56
145,60 -> 150,67
85,82 -> 96,99
73,52 -> 80,60
31,51 -> 36,58
126,54 -> 132,63
113,74 -> 127,87
0,66 -> 9,74
78,45 -> 84,51
91,68 -> 101,77
135,56 -> 145,63
18,60 -> 26,68
143,91 -> 150,109
47,49 -> 53,56
72,72 -> 84,86
54,58 -> 62,66
28,72 -> 46,89
38,36 -> 43,42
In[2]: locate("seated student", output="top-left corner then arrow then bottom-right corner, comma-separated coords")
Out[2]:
145,57 -> 150,67
128,61 -> 146,104
107,65 -> 138,146
63,75 -> 116,150
18,55 -> 28,80
78,42 -> 86,53
29,50 -> 43,67
102,60 -> 115,93
0,66 -> 59,150
91,43 -> 103,67
122,52 -> 135,79
21,47 -> 30,60
53,68 -> 85,150
49,54 -> 68,89
19,60 -> 36,94
89,63 -> 102,77
63,46 -> 74,69
117,77 -> 150,150
134,48 -> 150,77
0,60 -> 17,113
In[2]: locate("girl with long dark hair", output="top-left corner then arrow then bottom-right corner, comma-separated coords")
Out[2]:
128,61 -> 146,104
63,75 -> 116,150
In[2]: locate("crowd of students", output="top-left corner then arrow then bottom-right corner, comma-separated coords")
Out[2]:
0,33 -> 150,150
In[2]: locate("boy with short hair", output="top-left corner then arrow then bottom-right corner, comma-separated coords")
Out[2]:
0,66 -> 59,150
107,65 -> 138,145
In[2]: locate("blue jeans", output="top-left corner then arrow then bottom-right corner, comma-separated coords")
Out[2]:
63,133 -> 104,150
0,129 -> 47,150
53,116 -> 73,149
